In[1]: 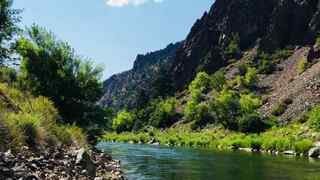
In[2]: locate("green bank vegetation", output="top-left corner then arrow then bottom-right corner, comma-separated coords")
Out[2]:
0,0 -> 111,151
105,53 -> 320,154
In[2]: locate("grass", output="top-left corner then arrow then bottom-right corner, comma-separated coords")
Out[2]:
0,83 -> 87,151
101,123 -> 319,155
297,58 -> 308,74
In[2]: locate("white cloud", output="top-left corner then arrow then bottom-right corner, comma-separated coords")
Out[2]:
105,0 -> 164,7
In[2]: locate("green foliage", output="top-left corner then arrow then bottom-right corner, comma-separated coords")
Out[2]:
308,106 -> 320,130
0,67 -> 17,84
239,94 -> 262,114
16,25 -> 105,126
188,72 -> 211,102
271,104 -> 287,116
244,67 -> 258,88
0,0 -> 21,64
102,123 -> 317,154
294,140 -> 313,154
316,34 -> 320,46
213,89 -> 240,130
297,58 -> 308,74
210,70 -> 226,91
238,113 -> 271,133
150,98 -> 178,128
0,83 -> 87,150
256,53 -> 275,74
190,103 -> 212,130
112,111 -> 135,133
151,69 -> 174,99
224,33 -> 241,60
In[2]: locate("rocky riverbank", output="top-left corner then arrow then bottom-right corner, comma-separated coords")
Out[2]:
0,146 -> 125,180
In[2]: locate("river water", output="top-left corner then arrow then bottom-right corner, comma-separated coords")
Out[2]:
97,142 -> 320,180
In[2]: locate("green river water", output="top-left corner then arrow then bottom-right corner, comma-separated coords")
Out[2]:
97,142 -> 320,180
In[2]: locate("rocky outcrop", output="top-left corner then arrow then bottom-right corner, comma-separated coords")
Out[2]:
100,42 -> 181,110
0,146 -> 124,180
170,0 -> 320,89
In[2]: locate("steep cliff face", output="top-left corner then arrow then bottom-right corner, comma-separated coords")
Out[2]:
100,42 -> 181,110
171,0 -> 320,89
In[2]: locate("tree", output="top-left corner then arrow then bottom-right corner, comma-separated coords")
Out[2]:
0,0 -> 20,65
16,25 -> 104,126
150,98 -> 177,128
112,111 -> 135,133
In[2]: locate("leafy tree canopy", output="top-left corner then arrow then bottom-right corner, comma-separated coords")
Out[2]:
16,25 -> 104,126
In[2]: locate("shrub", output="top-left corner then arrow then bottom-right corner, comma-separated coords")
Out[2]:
308,106 -> 320,130
297,58 -> 308,74
239,94 -> 262,114
271,103 -> 287,116
244,67 -> 258,88
189,72 -> 211,102
294,140 -> 313,154
213,90 -> 240,130
316,35 -> 320,46
17,25 -> 104,126
184,101 -> 198,122
150,98 -> 178,128
258,58 -> 275,74
112,111 -> 135,133
224,33 -> 241,60
210,70 -> 226,91
238,113 -> 270,133
0,67 -> 17,84
190,103 -> 212,130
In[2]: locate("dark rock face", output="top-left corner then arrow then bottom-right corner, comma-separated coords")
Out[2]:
100,42 -> 182,110
171,0 -> 320,89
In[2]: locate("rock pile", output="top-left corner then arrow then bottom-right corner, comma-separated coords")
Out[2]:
0,146 -> 124,180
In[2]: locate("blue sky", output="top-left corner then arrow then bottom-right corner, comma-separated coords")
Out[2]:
13,0 -> 213,80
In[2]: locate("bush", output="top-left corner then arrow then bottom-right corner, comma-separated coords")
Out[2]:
297,58 -> 308,74
0,67 -> 17,84
189,72 -> 211,102
210,70 -> 226,91
190,103 -> 212,130
294,140 -> 313,154
224,33 -> 241,60
150,98 -> 178,128
239,94 -> 262,114
112,111 -> 135,133
238,113 -> 270,133
213,90 -> 240,130
244,67 -> 258,88
17,25 -> 104,126
271,103 -> 287,116
308,106 -> 320,130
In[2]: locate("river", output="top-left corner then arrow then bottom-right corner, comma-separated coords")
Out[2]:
97,142 -> 320,180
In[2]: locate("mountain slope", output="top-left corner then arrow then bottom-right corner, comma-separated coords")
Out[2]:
100,42 -> 182,110
171,0 -> 320,89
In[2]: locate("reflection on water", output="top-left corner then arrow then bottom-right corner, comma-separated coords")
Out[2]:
97,142 -> 320,180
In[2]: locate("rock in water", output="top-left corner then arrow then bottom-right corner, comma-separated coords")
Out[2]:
308,147 -> 320,158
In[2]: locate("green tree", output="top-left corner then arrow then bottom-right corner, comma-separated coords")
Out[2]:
0,0 -> 20,65
150,98 -> 178,128
212,89 -> 240,130
308,106 -> 320,130
224,33 -> 241,60
16,25 -> 104,126
112,110 -> 135,133
189,72 -> 211,102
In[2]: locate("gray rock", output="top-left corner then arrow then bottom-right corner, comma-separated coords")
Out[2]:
76,148 -> 96,177
308,147 -> 320,158
283,150 -> 296,156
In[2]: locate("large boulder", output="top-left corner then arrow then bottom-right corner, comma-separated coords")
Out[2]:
76,148 -> 96,177
308,147 -> 320,158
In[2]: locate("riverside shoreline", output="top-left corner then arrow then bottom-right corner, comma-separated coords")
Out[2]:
0,146 -> 125,180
